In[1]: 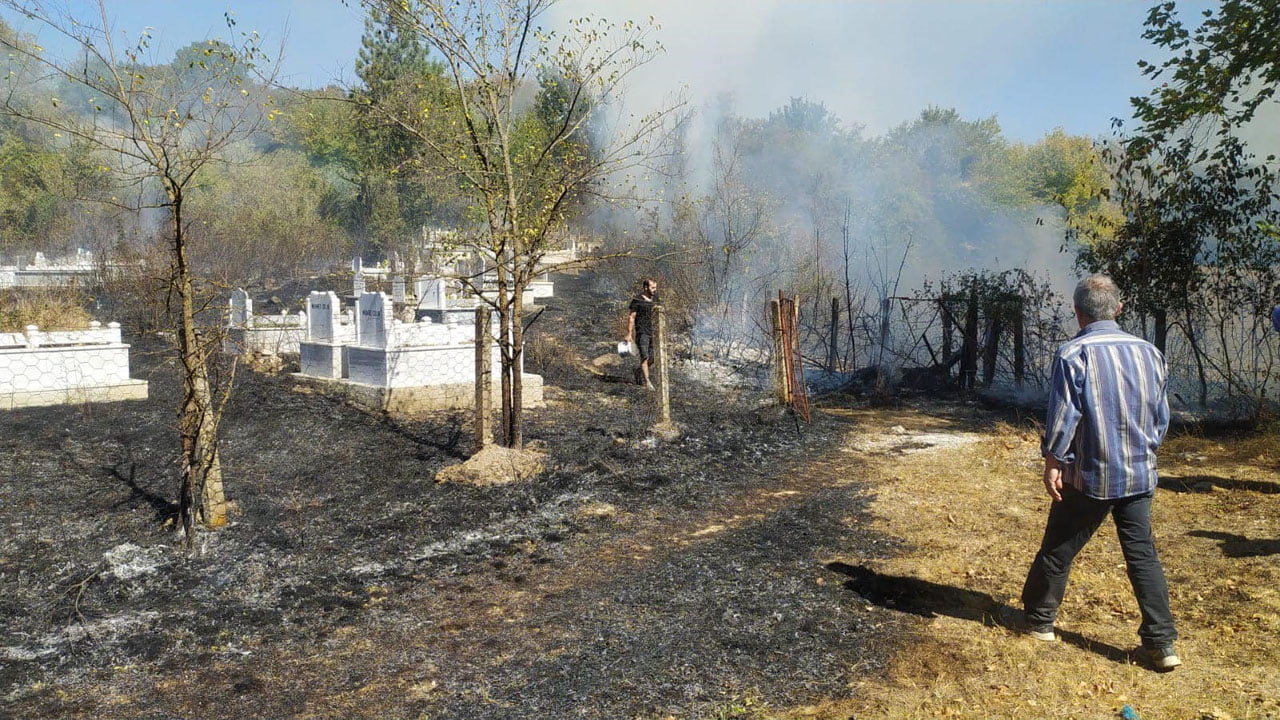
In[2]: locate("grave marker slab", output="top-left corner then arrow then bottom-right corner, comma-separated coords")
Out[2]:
308,291 -> 339,343
229,289 -> 252,328
357,292 -> 392,348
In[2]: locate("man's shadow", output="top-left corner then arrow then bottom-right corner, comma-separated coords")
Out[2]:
825,562 -> 1133,664
1161,474 -> 1280,495
1188,530 -> 1280,557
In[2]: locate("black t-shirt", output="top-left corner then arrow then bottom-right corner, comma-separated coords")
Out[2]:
629,293 -> 657,334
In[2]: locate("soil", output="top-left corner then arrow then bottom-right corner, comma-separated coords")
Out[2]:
0,273 -> 910,719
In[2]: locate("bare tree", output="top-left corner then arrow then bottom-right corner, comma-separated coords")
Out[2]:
361,0 -> 680,448
0,0 -> 278,538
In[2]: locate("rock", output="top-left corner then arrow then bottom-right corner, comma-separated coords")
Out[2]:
243,351 -> 284,374
889,425 -> 908,435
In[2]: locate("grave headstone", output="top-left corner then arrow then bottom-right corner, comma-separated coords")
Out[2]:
352,256 -> 363,272
357,292 -> 391,348
229,289 -> 252,328
432,278 -> 448,310
392,275 -> 406,304
307,291 -> 339,343
353,270 -> 366,297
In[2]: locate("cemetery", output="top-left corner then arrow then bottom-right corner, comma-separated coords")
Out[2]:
2,1 -> 1279,719
297,289 -> 543,414
222,288 -> 309,356
0,249 -> 105,288
221,264 -> 552,414
0,320 -> 147,409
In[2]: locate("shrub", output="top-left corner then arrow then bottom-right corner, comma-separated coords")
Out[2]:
0,286 -> 91,332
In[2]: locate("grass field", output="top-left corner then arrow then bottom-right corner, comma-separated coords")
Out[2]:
765,406 -> 1280,720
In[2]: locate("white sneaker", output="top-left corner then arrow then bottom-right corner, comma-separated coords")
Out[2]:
997,607 -> 1056,642
1142,646 -> 1182,671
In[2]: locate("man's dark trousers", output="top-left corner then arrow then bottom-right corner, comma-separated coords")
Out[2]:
1021,484 -> 1177,648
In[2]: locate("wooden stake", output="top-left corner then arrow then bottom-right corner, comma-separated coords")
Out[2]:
771,297 -> 788,404
828,296 -> 839,371
1013,299 -> 1025,388
655,305 -> 671,424
962,291 -> 978,390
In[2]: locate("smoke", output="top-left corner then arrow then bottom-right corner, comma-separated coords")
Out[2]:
550,1 -> 1086,308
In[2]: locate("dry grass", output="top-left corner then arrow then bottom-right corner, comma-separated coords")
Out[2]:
0,287 -> 91,332
772,407 -> 1280,720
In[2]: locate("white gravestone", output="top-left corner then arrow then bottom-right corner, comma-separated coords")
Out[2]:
353,270 -> 366,297
229,289 -> 252,328
417,277 -> 447,310
357,292 -> 391,348
352,256 -> 363,272
392,275 -> 406,304
307,291 -> 339,343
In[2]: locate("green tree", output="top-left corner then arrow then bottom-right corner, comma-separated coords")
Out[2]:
363,0 -> 679,447
1107,0 -> 1280,312
1081,1 -> 1280,404
0,18 -> 96,253
186,149 -> 349,284
0,0 -> 278,537
350,7 -> 459,257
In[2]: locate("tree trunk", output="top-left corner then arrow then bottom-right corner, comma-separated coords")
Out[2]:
171,185 -> 226,536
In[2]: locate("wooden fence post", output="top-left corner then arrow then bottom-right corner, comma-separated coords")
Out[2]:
828,296 -> 839,371
962,291 -> 978,390
655,305 -> 671,424
1013,299 -> 1025,388
474,306 -> 492,448
981,310 -> 1003,388
940,297 -> 953,379
771,298 -> 789,404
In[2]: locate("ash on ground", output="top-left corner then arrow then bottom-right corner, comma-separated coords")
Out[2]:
2,273 -> 921,719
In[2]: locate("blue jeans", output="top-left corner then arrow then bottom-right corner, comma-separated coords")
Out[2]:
1021,484 -> 1177,648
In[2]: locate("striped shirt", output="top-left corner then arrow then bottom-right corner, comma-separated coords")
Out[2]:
1041,320 -> 1170,500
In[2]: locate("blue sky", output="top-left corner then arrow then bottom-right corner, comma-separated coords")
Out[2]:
4,0 -> 1211,142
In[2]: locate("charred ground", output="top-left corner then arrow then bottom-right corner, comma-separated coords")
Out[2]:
1,274 -> 923,719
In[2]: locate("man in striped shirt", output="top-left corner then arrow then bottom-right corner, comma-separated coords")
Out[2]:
1009,274 -> 1181,671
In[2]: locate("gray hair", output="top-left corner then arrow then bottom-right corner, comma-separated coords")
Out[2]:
1073,274 -> 1122,321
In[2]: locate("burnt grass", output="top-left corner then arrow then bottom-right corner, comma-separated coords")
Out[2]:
1,273 -> 913,719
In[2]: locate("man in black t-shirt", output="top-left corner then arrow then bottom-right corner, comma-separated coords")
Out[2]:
625,277 -> 659,389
